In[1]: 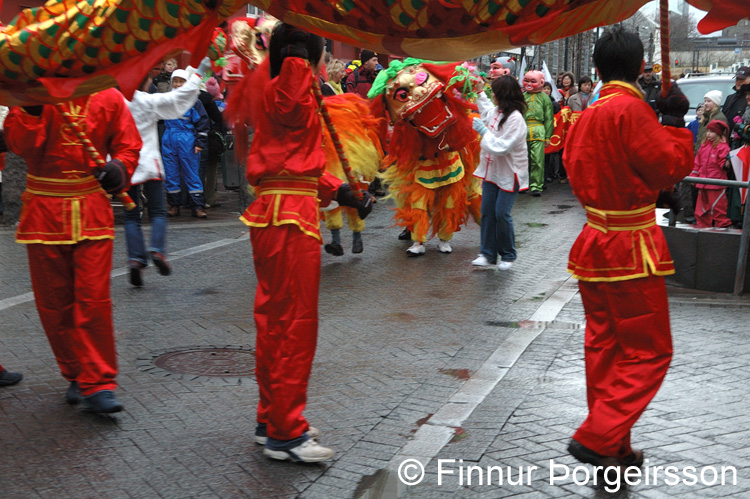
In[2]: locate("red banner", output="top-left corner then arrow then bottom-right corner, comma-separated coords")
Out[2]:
545,107 -> 581,154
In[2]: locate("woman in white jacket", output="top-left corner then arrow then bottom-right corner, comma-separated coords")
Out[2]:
471,76 -> 529,270
124,57 -> 211,286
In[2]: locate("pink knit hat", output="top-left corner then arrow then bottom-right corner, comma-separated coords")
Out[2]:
205,77 -> 222,100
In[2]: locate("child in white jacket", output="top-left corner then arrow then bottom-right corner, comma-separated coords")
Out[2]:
471,75 -> 529,270
123,57 -> 211,286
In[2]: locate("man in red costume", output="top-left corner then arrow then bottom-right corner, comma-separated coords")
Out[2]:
5,88 -> 141,413
563,26 -> 693,477
239,23 -> 372,463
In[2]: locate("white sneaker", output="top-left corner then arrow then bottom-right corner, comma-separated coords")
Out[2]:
437,240 -> 452,253
471,254 -> 491,266
406,242 -> 426,257
497,261 -> 513,270
263,438 -> 335,463
255,426 -> 320,446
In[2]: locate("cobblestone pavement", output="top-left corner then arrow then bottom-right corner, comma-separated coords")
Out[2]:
1,183 -> 749,498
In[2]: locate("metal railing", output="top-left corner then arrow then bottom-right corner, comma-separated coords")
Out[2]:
669,176 -> 750,295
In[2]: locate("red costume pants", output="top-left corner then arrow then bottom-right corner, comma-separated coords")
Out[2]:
574,275 -> 673,458
26,241 -> 118,396
250,224 -> 319,441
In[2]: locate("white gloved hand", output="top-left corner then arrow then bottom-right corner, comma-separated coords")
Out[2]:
196,56 -> 212,77
472,117 -> 489,136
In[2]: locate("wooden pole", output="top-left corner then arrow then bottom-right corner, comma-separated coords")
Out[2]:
311,80 -> 364,200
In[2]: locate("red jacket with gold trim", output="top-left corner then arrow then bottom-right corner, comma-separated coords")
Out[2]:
563,81 -> 694,282
240,57 -> 341,242
5,88 -> 141,245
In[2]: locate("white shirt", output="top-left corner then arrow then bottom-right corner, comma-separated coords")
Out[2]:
474,92 -> 529,191
126,74 -> 201,184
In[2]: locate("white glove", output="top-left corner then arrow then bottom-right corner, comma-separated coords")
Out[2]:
196,57 -> 212,77
472,117 -> 488,136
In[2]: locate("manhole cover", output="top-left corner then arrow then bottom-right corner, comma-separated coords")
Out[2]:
152,347 -> 255,377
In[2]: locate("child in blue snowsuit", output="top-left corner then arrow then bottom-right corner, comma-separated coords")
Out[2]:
162,69 -> 210,218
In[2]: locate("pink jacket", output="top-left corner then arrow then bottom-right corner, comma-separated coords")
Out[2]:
691,141 -> 730,190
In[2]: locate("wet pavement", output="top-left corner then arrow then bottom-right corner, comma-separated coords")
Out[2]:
1,182 -> 749,498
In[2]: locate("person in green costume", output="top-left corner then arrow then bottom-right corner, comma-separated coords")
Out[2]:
522,70 -> 553,196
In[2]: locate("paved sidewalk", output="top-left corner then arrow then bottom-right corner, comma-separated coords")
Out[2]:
1,183 -> 749,498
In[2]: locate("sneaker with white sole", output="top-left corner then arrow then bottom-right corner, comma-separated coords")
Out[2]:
406,242 -> 426,257
437,240 -> 452,253
471,254 -> 491,266
497,261 -> 513,270
263,438 -> 334,463
255,426 -> 321,446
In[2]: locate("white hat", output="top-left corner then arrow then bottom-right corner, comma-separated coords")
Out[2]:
170,69 -> 189,84
704,90 -> 722,106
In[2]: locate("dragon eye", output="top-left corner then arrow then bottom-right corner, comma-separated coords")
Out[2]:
394,88 -> 410,102
415,71 -> 428,85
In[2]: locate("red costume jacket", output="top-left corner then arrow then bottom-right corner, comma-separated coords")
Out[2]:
563,81 -> 693,282
241,58 -> 341,241
5,88 -> 141,244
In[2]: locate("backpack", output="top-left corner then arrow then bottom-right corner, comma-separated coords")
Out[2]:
347,68 -> 360,92
207,130 -> 226,156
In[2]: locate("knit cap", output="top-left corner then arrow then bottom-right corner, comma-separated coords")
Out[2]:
360,49 -> 377,63
205,77 -> 223,100
706,119 -> 728,138
704,90 -> 722,106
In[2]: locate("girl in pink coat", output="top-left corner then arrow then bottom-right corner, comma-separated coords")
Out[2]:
691,119 -> 732,228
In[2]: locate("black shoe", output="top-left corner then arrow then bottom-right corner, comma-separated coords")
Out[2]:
685,216 -> 696,224
129,260 -> 145,287
398,228 -> 411,241
150,252 -> 172,276
82,390 -> 123,413
352,238 -> 363,254
622,449 -> 644,468
65,381 -> 82,405
567,439 -> 621,468
0,369 -> 23,387
531,191 -> 542,197
324,243 -> 344,256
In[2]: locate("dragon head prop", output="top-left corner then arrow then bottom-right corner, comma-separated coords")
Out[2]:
369,58 -> 469,138
522,70 -> 545,93
229,14 -> 278,69
489,57 -> 515,79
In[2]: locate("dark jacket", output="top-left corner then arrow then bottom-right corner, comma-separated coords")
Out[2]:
198,90 -> 224,133
548,94 -> 561,114
722,89 -> 748,135
637,75 -> 661,113
345,67 -> 378,98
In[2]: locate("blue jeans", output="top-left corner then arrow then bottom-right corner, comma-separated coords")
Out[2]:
479,180 -> 518,263
124,180 -> 167,265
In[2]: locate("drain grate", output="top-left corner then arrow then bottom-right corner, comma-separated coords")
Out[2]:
138,346 -> 256,379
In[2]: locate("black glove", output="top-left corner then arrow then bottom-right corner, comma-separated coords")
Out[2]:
656,187 -> 681,214
94,159 -> 128,194
22,105 -> 43,117
656,85 -> 689,128
336,183 -> 374,220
